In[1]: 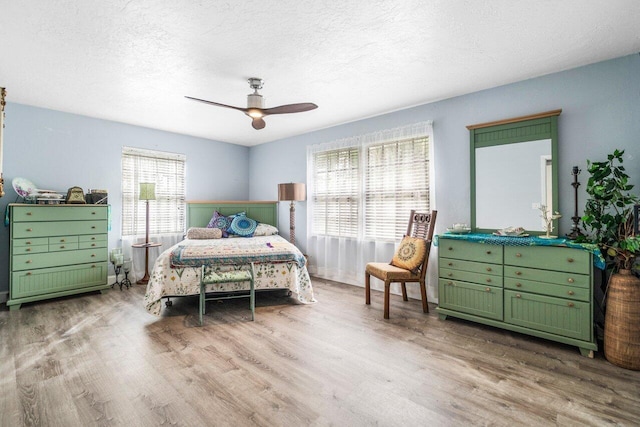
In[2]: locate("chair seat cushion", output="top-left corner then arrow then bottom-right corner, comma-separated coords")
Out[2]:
366,262 -> 418,281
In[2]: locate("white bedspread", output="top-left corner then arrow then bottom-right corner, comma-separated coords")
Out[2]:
144,235 -> 316,315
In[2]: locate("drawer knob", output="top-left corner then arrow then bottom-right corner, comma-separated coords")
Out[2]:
26,248 -> 31,252
60,239 -> 66,242
26,241 -> 32,244
515,253 -> 521,257
516,271 -> 522,276
91,254 -> 96,257
567,258 -> 574,263
92,211 -> 96,215
486,250 -> 492,255
568,290 -> 575,295
516,283 -> 522,287
26,260 -> 32,264
516,294 -> 521,298
26,228 -> 32,232
486,278 -> 491,283
448,247 -> 453,251
60,245 -> 65,249
91,243 -> 96,247
448,273 -> 453,277
568,302 -> 575,307
91,237 -> 96,240
485,287 -> 491,292
92,264 -> 97,268
26,272 -> 32,276
486,267 -> 492,272
567,278 -> 575,283
447,281 -> 453,286
91,226 -> 96,229
448,262 -> 453,266
26,212 -> 32,216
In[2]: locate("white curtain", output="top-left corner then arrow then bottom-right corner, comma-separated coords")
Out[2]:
306,121 -> 437,299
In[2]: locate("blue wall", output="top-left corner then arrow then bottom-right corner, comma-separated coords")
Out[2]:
250,54 -> 640,256
0,105 -> 250,295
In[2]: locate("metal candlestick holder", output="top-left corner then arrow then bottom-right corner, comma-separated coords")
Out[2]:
566,166 -> 585,240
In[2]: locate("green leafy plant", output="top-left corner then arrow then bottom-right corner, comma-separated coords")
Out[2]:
582,149 -> 640,270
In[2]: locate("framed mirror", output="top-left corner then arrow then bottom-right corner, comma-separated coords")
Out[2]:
469,110 -> 561,234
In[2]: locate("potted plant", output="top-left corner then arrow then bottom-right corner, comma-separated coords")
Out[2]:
582,149 -> 640,370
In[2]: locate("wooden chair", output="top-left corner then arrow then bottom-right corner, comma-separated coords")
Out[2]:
365,210 -> 437,319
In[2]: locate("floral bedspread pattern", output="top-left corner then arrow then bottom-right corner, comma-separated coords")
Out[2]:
170,237 -> 306,268
144,235 -> 316,316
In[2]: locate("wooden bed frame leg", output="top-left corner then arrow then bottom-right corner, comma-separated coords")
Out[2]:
365,272 -> 371,305
384,281 -> 390,319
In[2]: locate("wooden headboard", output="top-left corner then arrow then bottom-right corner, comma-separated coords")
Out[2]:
186,201 -> 278,228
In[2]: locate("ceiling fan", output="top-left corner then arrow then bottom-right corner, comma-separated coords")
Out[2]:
186,78 -> 318,130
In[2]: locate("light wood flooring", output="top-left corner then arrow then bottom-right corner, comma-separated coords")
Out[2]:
1,279 -> 639,426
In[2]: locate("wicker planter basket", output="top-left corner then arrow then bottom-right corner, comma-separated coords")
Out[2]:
604,269 -> 640,370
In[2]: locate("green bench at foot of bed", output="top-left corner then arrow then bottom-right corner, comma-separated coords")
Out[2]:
199,263 -> 256,326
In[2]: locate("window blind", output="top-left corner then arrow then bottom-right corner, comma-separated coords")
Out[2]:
311,147 -> 360,237
365,136 -> 430,240
121,147 -> 186,236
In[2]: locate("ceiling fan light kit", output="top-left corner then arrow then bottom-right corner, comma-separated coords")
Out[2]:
186,77 -> 317,130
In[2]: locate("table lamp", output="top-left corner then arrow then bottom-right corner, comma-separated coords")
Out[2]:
278,183 -> 306,246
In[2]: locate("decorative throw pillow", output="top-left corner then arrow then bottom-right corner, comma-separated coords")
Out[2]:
229,215 -> 258,237
390,236 -> 428,273
186,227 -> 222,239
223,211 -> 247,236
253,223 -> 279,236
207,211 -> 232,231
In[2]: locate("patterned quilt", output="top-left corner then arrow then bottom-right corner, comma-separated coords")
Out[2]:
144,235 -> 316,316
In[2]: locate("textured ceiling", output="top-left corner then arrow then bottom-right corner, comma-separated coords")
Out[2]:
0,0 -> 639,146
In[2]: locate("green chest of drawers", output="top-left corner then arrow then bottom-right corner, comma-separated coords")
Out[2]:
8,204 -> 110,310
436,238 -> 596,357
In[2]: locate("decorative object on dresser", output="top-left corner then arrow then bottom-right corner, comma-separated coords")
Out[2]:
0,87 -> 6,198
365,210 -> 437,319
278,182 -> 306,245
65,186 -> 86,204
436,234 -> 599,357
581,149 -> 640,369
132,182 -> 161,285
7,204 -> 110,310
538,204 -> 561,239
566,166 -> 585,240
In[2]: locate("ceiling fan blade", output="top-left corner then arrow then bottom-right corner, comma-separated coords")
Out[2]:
262,103 -> 318,115
252,117 -> 266,130
185,96 -> 247,112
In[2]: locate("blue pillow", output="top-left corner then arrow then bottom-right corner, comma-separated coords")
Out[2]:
229,215 -> 258,237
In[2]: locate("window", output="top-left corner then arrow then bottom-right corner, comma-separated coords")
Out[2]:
121,147 -> 186,236
309,123 -> 431,242
365,136 -> 430,240
311,147 -> 360,238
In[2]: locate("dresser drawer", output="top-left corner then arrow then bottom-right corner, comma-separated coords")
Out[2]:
12,244 -> 49,255
79,239 -> 107,249
12,220 -> 107,238
78,234 -> 107,243
504,277 -> 589,301
504,265 -> 590,288
11,262 -> 108,298
49,242 -> 80,252
504,246 -> 590,274
439,278 -> 503,320
12,248 -> 108,271
13,237 -> 48,247
439,239 -> 503,263
11,205 -> 108,222
439,258 -> 502,276
440,267 -> 502,287
504,290 -> 592,342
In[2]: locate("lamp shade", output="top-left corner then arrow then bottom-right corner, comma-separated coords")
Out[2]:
139,182 -> 156,201
278,183 -> 306,201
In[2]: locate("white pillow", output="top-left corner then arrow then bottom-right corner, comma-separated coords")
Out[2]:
253,223 -> 279,236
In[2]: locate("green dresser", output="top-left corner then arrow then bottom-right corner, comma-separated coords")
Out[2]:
8,204 -> 110,310
436,238 -> 597,357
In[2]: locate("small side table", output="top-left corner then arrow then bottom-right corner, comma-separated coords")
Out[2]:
132,241 -> 162,285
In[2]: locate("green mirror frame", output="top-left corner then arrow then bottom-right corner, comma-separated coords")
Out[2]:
469,109 -> 561,235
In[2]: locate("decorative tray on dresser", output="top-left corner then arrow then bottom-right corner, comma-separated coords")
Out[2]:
8,204 -> 110,310
436,233 -> 601,357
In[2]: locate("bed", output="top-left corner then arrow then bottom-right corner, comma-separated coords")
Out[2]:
144,201 -> 316,316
